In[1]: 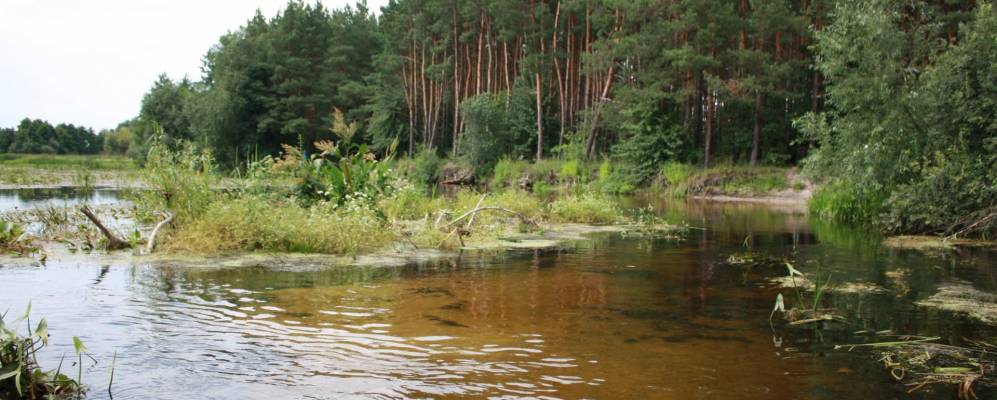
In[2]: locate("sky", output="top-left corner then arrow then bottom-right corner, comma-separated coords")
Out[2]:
0,0 -> 387,131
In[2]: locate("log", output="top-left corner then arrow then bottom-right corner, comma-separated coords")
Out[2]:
80,206 -> 131,250
146,211 -> 174,254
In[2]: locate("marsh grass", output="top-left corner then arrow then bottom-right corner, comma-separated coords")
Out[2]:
0,154 -> 136,171
548,193 -> 623,224
166,197 -> 395,255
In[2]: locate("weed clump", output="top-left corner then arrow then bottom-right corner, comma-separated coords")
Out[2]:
548,193 -> 622,224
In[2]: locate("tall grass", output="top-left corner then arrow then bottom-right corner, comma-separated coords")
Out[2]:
167,196 -> 395,255
808,181 -> 887,225
549,193 -> 623,224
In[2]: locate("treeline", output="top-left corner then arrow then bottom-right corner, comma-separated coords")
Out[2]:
130,0 -> 830,175
0,119 -> 108,155
124,0 -> 993,235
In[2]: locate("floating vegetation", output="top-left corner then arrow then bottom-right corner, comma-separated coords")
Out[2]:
0,220 -> 40,256
837,335 -> 997,399
916,281 -> 997,325
883,235 -> 996,252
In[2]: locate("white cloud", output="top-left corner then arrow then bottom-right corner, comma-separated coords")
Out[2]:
0,0 -> 386,130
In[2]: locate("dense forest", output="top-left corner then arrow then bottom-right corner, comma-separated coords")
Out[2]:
26,0 -> 997,236
0,119 -> 105,155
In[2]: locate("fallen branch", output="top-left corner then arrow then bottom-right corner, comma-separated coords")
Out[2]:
145,211 -> 174,254
448,206 -> 538,229
80,206 -> 131,250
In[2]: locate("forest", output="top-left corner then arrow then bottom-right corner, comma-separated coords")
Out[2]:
14,0 -> 997,236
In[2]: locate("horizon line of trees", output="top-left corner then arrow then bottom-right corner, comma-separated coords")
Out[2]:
0,118 -> 127,155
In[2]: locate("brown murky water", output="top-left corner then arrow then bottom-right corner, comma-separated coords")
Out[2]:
2,196 -> 996,399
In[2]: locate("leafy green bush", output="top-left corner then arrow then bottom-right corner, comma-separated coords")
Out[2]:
394,148 -> 443,188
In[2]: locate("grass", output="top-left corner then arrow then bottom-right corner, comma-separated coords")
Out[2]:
0,220 -> 39,255
0,154 -> 138,187
166,197 -> 395,255
0,154 -> 136,171
548,193 -> 623,224
808,180 -> 887,225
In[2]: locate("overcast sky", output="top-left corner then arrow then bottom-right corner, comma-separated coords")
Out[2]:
0,0 -> 387,131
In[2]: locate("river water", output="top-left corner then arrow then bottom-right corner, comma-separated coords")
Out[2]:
1,192 -> 995,399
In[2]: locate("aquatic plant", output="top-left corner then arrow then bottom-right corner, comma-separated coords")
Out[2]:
0,306 -> 84,399
0,220 -> 39,256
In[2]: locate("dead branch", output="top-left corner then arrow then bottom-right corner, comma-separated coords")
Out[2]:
448,206 -> 538,229
465,194 -> 487,229
146,211 -> 174,254
80,206 -> 131,250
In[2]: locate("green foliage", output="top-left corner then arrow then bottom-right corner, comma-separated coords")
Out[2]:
808,181 -> 887,225
679,165 -> 788,196
0,119 -> 101,155
168,196 -> 394,255
548,193 -> 622,224
398,148 -> 443,187
0,220 -> 38,256
490,158 -> 529,189
378,183 -> 443,221
800,2 -> 995,236
459,91 -> 534,175
0,307 -> 83,399
135,140 -> 219,224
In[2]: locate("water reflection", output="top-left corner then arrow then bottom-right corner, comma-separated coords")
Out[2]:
0,199 -> 994,399
0,187 -> 130,212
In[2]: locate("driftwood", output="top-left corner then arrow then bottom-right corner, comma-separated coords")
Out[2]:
146,211 -> 174,254
80,206 -> 131,250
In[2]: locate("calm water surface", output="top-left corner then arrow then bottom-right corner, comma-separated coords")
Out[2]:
1,195 -> 995,399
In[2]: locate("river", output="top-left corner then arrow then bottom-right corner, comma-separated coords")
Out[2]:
1,190 -> 995,399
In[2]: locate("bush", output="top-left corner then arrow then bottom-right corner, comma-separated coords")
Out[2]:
395,148 -> 443,188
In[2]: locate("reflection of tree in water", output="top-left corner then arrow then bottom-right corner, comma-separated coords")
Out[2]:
13,187 -> 96,202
